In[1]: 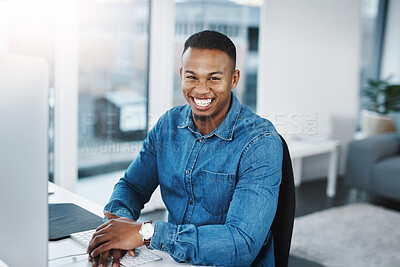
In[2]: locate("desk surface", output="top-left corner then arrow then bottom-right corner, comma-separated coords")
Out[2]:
48,182 -> 189,267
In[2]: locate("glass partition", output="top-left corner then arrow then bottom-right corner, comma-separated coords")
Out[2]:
77,0 -> 150,177
359,0 -> 381,112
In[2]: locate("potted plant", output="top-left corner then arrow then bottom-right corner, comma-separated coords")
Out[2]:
360,78 -> 400,136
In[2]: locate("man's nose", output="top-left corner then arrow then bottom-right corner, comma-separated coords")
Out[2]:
195,79 -> 209,94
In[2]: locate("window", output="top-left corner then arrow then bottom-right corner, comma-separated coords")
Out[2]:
380,0 -> 400,83
359,0 -> 383,113
77,0 -> 150,177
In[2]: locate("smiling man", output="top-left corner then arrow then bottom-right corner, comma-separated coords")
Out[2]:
87,30 -> 283,267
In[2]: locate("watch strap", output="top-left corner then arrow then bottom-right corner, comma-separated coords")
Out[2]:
143,238 -> 151,247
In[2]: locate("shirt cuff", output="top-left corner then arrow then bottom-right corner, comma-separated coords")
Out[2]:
149,221 -> 177,253
102,208 -> 133,222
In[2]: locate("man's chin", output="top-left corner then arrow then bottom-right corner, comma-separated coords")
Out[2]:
193,113 -> 211,121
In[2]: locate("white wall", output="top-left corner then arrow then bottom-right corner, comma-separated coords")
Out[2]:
381,0 -> 400,83
258,0 -> 361,179
0,2 -> 10,53
54,0 -> 79,191
148,0 -> 175,128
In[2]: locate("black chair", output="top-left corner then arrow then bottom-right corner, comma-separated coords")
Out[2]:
252,135 -> 296,267
272,135 -> 296,267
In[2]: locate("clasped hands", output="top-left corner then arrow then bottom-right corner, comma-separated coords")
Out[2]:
87,211 -> 144,267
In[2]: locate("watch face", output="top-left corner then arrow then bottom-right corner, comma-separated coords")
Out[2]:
141,222 -> 154,240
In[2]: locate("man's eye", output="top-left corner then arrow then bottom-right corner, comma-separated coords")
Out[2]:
186,76 -> 196,80
210,77 -> 221,81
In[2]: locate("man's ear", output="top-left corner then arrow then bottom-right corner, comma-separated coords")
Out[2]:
231,69 -> 240,89
180,67 -> 183,80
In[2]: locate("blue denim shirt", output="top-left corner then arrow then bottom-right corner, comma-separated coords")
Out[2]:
105,93 -> 283,266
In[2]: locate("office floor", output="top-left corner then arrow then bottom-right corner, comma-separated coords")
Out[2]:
77,175 -> 400,267
289,178 -> 400,267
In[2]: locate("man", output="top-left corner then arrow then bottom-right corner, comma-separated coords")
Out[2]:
87,30 -> 283,266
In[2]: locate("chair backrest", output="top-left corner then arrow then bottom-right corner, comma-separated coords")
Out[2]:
271,135 -> 296,267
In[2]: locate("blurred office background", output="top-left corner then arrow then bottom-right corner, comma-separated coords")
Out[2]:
1,0 -> 400,265
0,0 -> 266,203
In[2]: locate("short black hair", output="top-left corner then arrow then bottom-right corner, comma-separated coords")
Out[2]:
182,30 -> 236,70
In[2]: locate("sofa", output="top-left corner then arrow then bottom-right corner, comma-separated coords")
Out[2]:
345,132 -> 400,201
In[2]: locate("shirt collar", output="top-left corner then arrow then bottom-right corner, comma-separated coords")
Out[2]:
178,92 -> 241,141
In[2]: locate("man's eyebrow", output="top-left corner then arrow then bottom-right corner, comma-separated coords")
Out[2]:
184,70 -> 223,75
208,71 -> 223,76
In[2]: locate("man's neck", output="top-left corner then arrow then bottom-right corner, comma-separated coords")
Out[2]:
193,113 -> 228,136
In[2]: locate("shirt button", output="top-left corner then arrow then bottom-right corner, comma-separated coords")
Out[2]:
186,257 -> 191,262
198,139 -> 202,143
159,243 -> 164,249
189,201 -> 193,205
185,170 -> 190,174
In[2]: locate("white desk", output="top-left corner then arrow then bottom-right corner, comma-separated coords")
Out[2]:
286,138 -> 340,197
0,259 -> 8,267
48,182 -> 188,267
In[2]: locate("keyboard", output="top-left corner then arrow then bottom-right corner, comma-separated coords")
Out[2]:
70,229 -> 162,266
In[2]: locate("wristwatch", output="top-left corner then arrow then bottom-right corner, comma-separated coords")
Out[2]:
139,221 -> 154,247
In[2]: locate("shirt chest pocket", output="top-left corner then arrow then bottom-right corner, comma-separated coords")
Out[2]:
200,170 -> 236,216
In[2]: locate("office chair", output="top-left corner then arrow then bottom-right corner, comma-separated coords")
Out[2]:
252,135 -> 295,267
273,135 -> 296,266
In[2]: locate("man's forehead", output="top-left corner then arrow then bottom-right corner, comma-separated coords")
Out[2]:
182,47 -> 234,69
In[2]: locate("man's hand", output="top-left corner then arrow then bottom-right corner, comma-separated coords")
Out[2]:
88,249 -> 135,267
87,211 -> 143,267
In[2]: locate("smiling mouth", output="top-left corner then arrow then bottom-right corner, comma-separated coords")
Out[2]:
193,97 -> 213,107
191,97 -> 215,111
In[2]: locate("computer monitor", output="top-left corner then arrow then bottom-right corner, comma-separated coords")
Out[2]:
0,54 -> 49,266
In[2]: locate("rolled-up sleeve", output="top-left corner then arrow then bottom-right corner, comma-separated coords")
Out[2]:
149,132 -> 283,266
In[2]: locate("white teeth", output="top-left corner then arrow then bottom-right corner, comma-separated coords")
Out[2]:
194,98 -> 212,107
